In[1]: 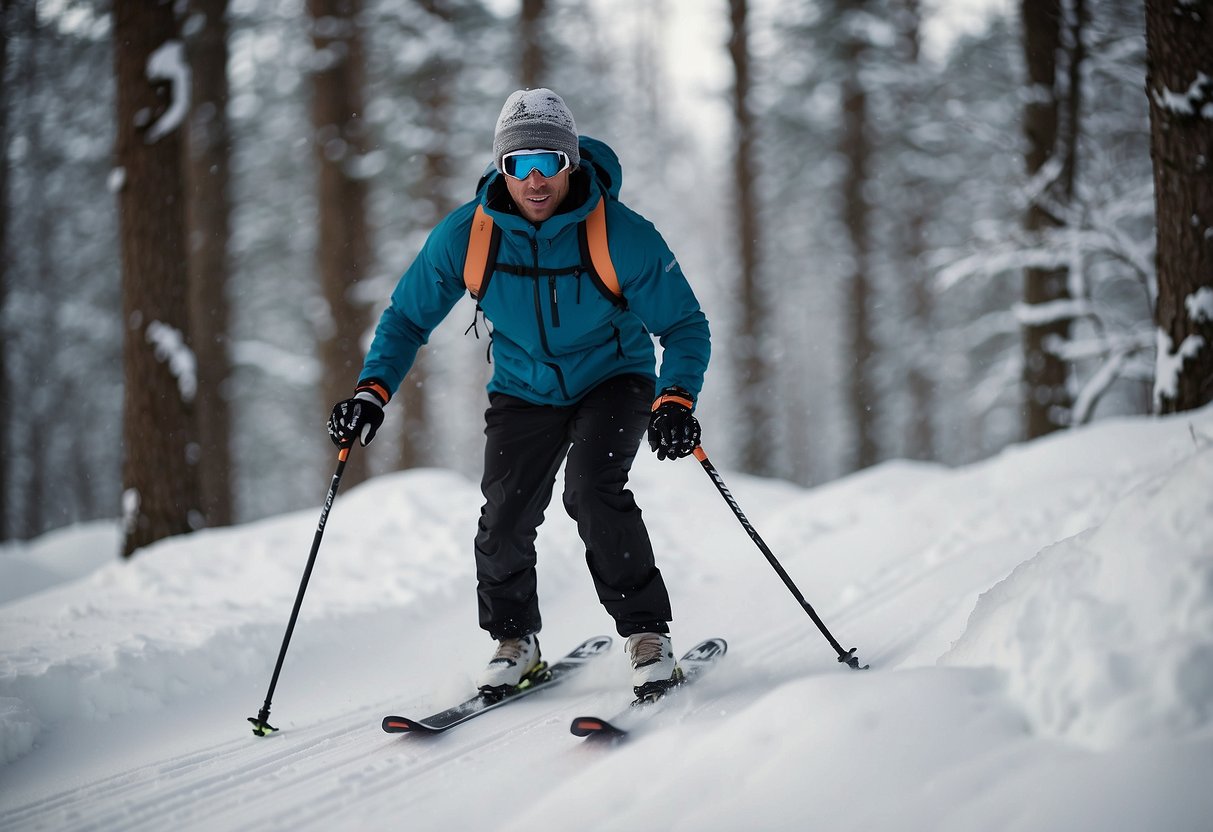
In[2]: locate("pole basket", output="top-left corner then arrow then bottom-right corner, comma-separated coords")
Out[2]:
248,711 -> 277,737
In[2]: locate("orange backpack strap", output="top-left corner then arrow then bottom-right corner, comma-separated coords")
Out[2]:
463,204 -> 500,299
579,197 -> 624,306
465,198 -> 623,306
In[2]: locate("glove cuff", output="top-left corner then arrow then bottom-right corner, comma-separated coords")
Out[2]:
651,387 -> 694,412
355,378 -> 390,407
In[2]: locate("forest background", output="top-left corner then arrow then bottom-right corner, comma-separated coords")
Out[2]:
1,0 -> 1206,556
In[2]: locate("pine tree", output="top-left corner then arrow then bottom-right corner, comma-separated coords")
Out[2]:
838,0 -> 878,469
519,0 -> 546,87
1020,0 -> 1079,437
728,0 -> 773,475
185,0 -> 235,526
0,0 -> 13,539
113,0 -> 203,557
309,0 -> 374,485
1145,0 -> 1213,412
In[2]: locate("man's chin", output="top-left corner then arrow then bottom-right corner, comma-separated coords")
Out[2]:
522,202 -> 555,222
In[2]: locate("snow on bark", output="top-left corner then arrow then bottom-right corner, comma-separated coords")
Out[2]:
107,166 -> 126,194
144,40 -> 190,143
1150,71 -> 1213,119
145,321 -> 197,402
1013,297 -> 1093,327
122,487 -> 140,536
1154,328 -> 1206,409
1187,286 -> 1213,324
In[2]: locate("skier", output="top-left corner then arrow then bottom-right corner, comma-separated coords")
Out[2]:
327,88 -> 711,699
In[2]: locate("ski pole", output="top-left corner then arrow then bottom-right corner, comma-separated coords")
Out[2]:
691,446 -> 869,670
248,442 -> 354,736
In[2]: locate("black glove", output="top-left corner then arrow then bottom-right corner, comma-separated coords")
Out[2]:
647,388 -> 701,461
327,379 -> 388,447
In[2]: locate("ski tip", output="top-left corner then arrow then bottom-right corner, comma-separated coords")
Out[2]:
569,635 -> 614,659
681,637 -> 728,663
382,716 -> 416,733
569,717 -> 603,737
570,716 -> 627,739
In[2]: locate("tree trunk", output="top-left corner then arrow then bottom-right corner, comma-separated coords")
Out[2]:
185,0 -> 234,526
727,0 -> 771,475
1145,0 -> 1213,412
840,0 -> 877,470
309,0 -> 372,486
398,67 -> 456,470
0,0 -> 12,539
27,74 -> 51,538
8,0 -> 48,540
113,0 -> 202,557
897,0 -> 935,460
519,0 -> 546,88
1020,0 -> 1073,437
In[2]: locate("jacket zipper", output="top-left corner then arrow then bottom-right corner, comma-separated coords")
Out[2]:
528,237 -> 569,399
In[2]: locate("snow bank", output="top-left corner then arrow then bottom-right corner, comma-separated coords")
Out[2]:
0,469 -> 479,765
942,441 -> 1213,749
0,521 -> 119,605
0,697 -> 40,767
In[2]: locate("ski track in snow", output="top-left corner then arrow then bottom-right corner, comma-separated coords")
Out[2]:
0,638 -> 626,832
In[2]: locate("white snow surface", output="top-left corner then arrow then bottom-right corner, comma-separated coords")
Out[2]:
2,408 -> 1213,831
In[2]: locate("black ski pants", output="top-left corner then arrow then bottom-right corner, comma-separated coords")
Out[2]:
474,373 -> 673,640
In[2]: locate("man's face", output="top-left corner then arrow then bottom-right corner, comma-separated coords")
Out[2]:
505,167 -> 570,224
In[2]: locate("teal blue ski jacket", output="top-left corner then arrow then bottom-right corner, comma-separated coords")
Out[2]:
359,137 -> 710,407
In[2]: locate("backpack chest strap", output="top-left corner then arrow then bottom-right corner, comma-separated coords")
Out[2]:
462,198 -> 623,306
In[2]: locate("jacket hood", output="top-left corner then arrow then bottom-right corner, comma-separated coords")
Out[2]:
576,136 -> 622,200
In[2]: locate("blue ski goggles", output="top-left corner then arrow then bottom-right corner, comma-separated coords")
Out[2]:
501,149 -> 572,180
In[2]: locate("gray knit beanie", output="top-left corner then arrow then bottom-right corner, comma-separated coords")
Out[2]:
493,88 -> 580,174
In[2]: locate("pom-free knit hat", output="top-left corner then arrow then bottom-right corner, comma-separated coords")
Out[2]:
493,88 -> 580,174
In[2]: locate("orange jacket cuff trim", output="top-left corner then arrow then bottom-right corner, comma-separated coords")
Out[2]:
651,393 -> 694,412
356,381 -> 391,405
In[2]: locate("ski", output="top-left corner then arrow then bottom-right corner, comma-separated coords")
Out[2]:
569,637 -> 727,740
382,635 -> 612,734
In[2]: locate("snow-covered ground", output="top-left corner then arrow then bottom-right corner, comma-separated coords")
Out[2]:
2,407 -> 1212,831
